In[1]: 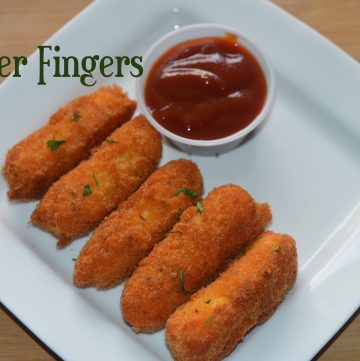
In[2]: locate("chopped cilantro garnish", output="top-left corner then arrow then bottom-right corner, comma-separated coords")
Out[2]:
206,316 -> 215,323
72,258 -> 77,261
105,138 -> 118,144
93,175 -> 100,187
165,230 -> 183,237
173,187 -> 197,199
205,299 -> 211,304
47,139 -> 66,151
272,246 -> 281,253
179,269 -> 197,294
196,201 -> 204,213
71,111 -> 81,122
83,184 -> 92,197
179,269 -> 185,291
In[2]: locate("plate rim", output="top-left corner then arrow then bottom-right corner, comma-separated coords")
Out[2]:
0,1 -> 359,360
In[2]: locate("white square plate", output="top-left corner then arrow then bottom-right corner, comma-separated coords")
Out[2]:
1,1 -> 359,360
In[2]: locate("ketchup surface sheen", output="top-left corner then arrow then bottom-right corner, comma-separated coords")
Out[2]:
145,34 -> 267,140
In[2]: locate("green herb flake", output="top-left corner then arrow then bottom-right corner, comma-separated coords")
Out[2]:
139,215 -> 146,221
196,201 -> 204,214
165,230 -> 183,237
272,246 -> 281,253
47,139 -> 66,151
206,316 -> 215,323
83,184 -> 92,197
93,175 -> 100,187
179,269 -> 185,290
179,269 -> 197,294
72,258 -> 77,261
173,187 -> 197,199
205,299 -> 211,304
71,111 -> 81,122
105,138 -> 118,144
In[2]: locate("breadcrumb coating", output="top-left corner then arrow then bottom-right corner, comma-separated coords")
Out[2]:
3,85 -> 136,200
73,159 -> 203,289
166,231 -> 297,361
31,115 -> 162,247
121,184 -> 272,332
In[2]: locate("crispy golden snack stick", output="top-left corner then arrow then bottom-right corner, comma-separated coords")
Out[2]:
3,85 -> 136,200
121,184 -> 272,332
73,159 -> 203,289
31,115 -> 162,248
166,231 -> 297,361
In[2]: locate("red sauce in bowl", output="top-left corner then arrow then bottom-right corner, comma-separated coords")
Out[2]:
145,34 -> 267,140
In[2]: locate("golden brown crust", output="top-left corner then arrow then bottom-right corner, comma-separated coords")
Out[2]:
3,85 -> 136,200
121,184 -> 272,332
165,231 -> 297,361
31,115 -> 162,247
73,159 -> 204,289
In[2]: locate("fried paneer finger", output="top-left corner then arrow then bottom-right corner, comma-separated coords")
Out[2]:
73,159 -> 203,289
166,231 -> 297,361
121,184 -> 272,332
31,115 -> 162,248
3,85 -> 136,200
